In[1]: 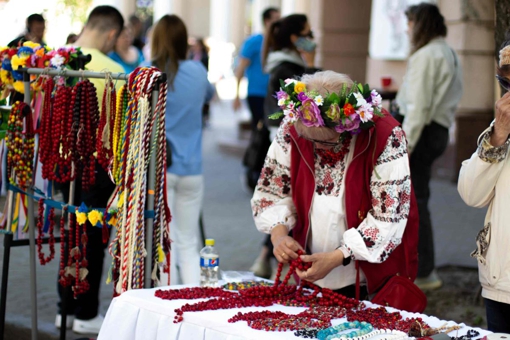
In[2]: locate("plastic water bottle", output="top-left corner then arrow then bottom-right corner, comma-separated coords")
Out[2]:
200,239 -> 219,287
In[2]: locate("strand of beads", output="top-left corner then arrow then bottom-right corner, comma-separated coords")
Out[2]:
6,101 -> 34,188
58,207 -> 73,287
97,75 -> 116,170
36,198 -> 56,265
346,307 -> 429,333
317,321 -> 373,340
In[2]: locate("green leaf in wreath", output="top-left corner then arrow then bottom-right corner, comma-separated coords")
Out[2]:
269,111 -> 284,120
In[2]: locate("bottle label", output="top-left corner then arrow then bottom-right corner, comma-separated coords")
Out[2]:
200,257 -> 219,267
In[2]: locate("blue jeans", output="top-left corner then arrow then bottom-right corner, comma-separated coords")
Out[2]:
485,298 -> 510,332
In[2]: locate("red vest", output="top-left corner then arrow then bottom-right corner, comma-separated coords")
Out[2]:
288,110 -> 419,293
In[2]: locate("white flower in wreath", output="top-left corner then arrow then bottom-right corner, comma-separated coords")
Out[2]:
353,92 -> 367,106
50,54 -> 65,67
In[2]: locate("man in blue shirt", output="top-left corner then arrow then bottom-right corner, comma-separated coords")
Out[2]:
233,7 -> 280,130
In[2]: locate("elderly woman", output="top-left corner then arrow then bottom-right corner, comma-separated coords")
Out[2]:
251,70 -> 419,299
457,41 -> 510,333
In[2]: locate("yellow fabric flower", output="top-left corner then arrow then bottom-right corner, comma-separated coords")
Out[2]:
107,214 -> 118,227
13,81 -> 24,94
158,245 -> 165,263
88,210 -> 103,226
0,70 -> 13,86
76,212 -> 88,225
11,55 -> 28,70
23,41 -> 40,49
294,82 -> 306,93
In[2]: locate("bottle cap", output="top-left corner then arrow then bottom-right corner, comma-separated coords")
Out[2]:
205,239 -> 215,246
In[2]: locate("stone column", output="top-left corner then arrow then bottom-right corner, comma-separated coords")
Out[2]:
281,0 -> 311,16
93,0 -> 136,21
153,0 -> 185,23
208,0 -> 246,82
309,0 -> 371,82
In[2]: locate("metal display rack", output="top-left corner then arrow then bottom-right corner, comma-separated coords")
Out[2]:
0,66 -> 166,340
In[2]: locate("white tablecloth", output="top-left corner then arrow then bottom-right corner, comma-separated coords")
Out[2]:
98,284 -> 491,340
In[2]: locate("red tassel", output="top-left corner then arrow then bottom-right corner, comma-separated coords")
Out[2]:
102,222 -> 109,244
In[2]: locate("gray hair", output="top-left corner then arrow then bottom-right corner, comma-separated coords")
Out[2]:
295,71 -> 354,141
299,70 -> 354,97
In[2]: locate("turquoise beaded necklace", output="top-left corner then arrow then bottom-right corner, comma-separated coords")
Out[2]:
317,321 -> 374,340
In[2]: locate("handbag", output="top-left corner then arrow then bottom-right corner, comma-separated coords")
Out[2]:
242,121 -> 271,172
370,239 -> 427,313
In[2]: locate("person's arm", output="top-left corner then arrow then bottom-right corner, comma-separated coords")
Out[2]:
458,92 -> 510,207
251,122 -> 301,262
233,38 -> 253,111
401,50 -> 436,153
340,126 -> 411,263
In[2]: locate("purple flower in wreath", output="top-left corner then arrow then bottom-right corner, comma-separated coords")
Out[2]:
297,92 -> 309,102
275,89 -> 288,101
335,114 -> 361,134
298,98 -> 324,127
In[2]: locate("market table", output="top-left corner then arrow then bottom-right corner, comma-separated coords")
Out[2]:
97,284 -> 491,340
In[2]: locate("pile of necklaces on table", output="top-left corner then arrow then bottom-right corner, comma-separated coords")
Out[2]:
155,251 -> 481,340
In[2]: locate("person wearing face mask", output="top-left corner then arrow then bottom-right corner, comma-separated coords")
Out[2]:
262,14 -> 320,129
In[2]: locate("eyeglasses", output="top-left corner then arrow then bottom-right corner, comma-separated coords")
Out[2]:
496,75 -> 510,91
298,134 -> 340,147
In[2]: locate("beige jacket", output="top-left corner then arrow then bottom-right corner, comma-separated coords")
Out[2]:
458,123 -> 510,304
396,38 -> 463,153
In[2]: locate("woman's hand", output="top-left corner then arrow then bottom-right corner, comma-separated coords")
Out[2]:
299,49 -> 316,68
492,91 -> 510,146
296,250 -> 344,282
271,225 -> 303,263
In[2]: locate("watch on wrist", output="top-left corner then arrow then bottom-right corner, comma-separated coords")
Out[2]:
342,255 -> 351,266
336,245 -> 352,266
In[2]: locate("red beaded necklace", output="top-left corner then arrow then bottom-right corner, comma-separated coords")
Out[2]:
155,250 -> 359,326
346,306 -> 430,332
36,198 -> 56,265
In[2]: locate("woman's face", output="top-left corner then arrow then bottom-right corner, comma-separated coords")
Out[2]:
290,22 -> 312,44
407,20 -> 414,37
295,123 -> 341,150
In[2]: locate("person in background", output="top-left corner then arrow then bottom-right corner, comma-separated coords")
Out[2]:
234,7 -> 280,131
142,25 -> 153,61
109,26 -> 145,73
234,7 -> 280,188
248,12 -> 319,280
150,14 -> 214,285
8,13 -> 46,47
188,37 -> 209,70
188,37 -> 211,126
129,14 -> 145,51
395,2 -> 463,290
457,39 -> 510,333
263,13 -> 321,128
55,5 -> 125,335
66,33 -> 78,45
251,70 -> 419,298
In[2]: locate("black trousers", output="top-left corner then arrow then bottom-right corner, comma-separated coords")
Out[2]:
485,298 -> 510,332
409,122 -> 449,278
247,96 -> 265,131
57,162 -> 116,320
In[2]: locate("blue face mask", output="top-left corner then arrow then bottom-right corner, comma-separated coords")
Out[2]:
294,37 -> 316,52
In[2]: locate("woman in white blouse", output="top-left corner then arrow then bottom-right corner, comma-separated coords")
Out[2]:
251,71 -> 419,299
457,42 -> 510,333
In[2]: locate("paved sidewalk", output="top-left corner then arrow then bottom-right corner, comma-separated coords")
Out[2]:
0,98 -> 486,339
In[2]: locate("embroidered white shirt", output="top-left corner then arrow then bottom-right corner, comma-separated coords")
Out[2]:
251,121 -> 412,290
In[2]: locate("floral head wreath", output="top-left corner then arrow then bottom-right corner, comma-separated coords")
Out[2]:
270,78 -> 384,136
499,45 -> 510,68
